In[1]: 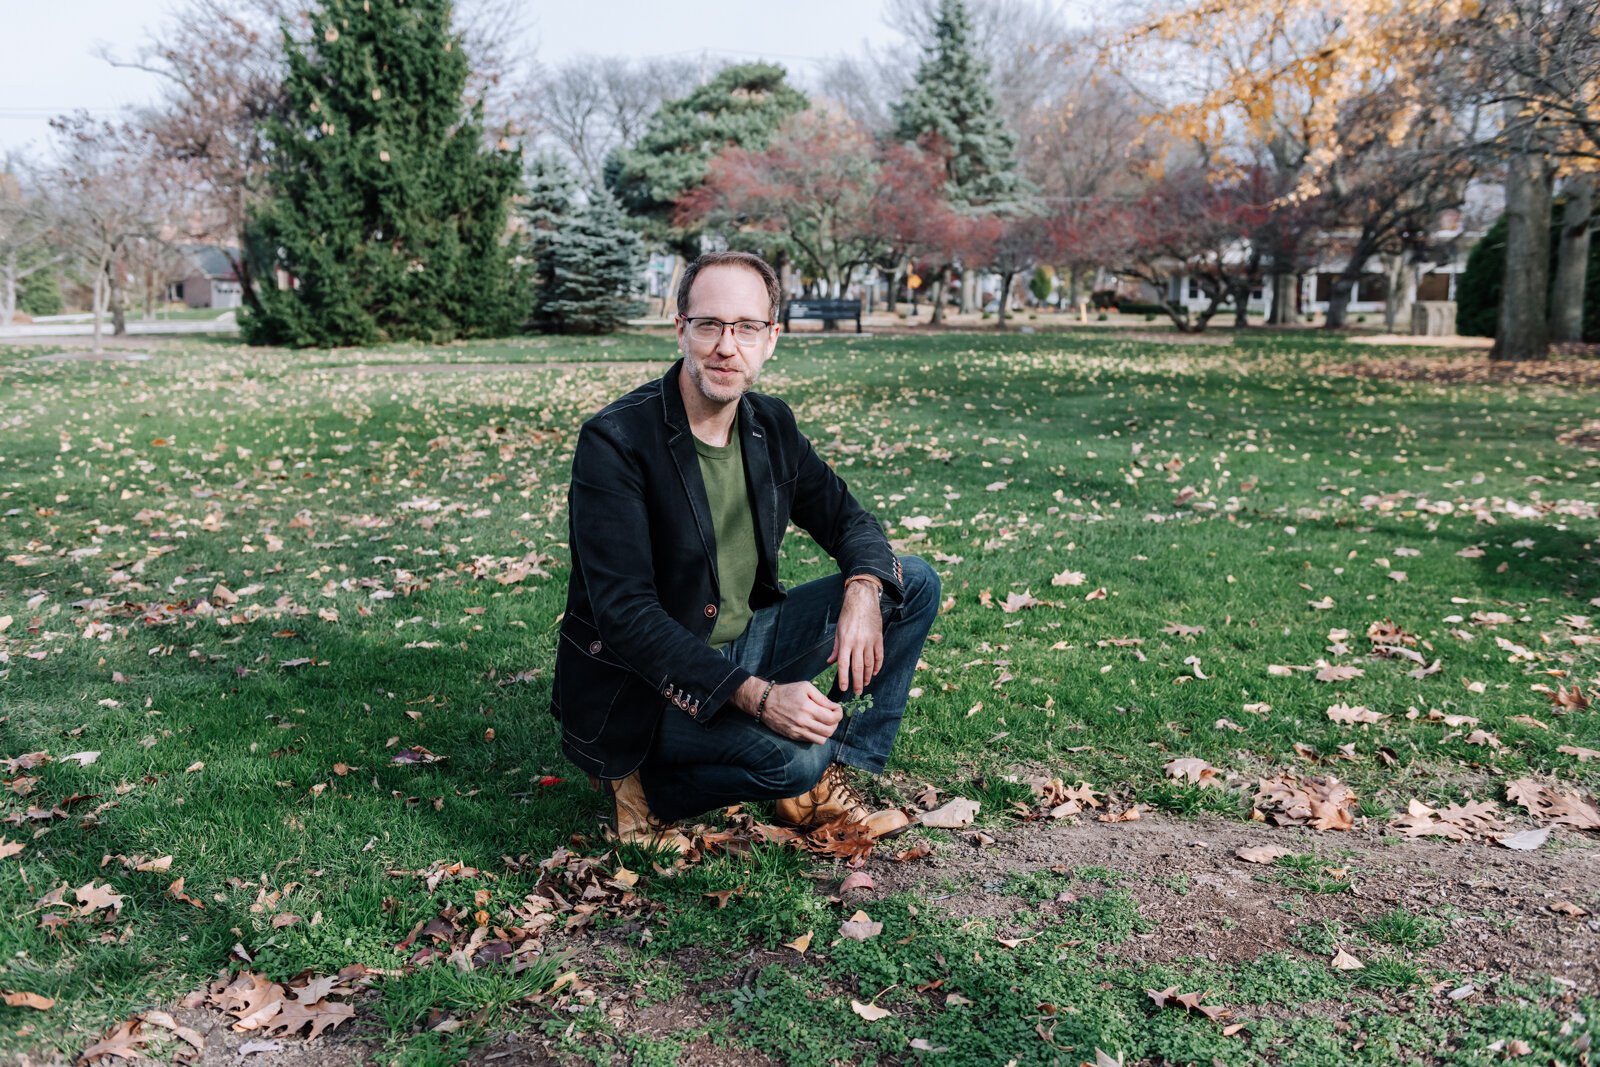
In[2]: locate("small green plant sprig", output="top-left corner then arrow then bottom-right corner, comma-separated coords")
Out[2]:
841,692 -> 874,718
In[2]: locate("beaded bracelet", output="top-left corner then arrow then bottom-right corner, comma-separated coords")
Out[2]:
755,679 -> 775,726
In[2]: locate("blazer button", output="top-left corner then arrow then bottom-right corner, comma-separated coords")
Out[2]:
588,640 -> 602,655
703,603 -> 717,618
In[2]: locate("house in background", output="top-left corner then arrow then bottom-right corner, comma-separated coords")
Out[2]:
1298,209 -> 1478,316
177,246 -> 244,308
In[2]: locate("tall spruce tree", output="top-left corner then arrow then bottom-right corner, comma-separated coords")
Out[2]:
243,0 -> 523,347
523,155 -> 576,327
524,157 -> 644,334
607,63 -> 806,257
891,0 -> 1021,208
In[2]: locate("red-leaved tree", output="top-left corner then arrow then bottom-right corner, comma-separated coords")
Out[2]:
676,109 -> 886,297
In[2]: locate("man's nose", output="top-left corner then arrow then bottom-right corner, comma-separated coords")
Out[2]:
713,324 -> 742,355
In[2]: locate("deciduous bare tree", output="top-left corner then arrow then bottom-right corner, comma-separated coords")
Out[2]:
523,56 -> 699,187
37,116 -> 160,352
0,160 -> 62,328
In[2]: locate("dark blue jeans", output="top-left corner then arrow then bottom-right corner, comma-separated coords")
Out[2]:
640,555 -> 940,823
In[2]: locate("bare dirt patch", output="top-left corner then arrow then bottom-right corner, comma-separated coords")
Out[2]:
37,813 -> 1596,1067
865,813 -> 1599,989
1557,420 -> 1600,451
1320,354 -> 1600,386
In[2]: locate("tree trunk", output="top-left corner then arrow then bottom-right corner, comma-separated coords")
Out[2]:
661,256 -> 683,318
1,250 -> 16,328
1492,144 -> 1554,362
91,270 -> 108,355
1267,272 -> 1295,325
228,245 -> 268,319
1324,276 -> 1356,329
1549,172 -> 1593,343
959,269 -> 976,314
1381,251 -> 1412,332
885,266 -> 899,314
144,268 -> 157,321
997,272 -> 1013,328
1231,281 -> 1250,329
931,268 -> 949,326
110,266 -> 128,337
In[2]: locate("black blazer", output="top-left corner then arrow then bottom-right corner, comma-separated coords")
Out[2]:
551,360 -> 904,779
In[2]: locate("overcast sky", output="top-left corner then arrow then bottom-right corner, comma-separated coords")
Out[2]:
0,0 -> 905,158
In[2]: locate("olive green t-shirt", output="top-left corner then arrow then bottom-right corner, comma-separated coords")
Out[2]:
695,424 -> 758,649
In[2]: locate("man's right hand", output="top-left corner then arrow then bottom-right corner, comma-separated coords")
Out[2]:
738,678 -> 841,745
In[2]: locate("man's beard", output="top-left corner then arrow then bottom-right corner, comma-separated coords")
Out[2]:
687,357 -> 754,404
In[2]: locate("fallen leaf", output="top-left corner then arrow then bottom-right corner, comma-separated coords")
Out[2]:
1315,663 -> 1364,682
1235,845 -> 1291,864
850,999 -> 892,1022
920,797 -> 980,829
1000,590 -> 1041,613
74,880 -> 126,916
1326,703 -> 1385,725
1330,948 -> 1364,970
783,930 -> 813,954
839,871 -> 875,893
1147,986 -> 1231,1021
840,910 -> 883,941
894,840 -> 933,862
1163,757 -> 1221,788
1052,569 -> 1086,586
240,1039 -> 285,1054
1495,827 -> 1551,851
1550,901 -> 1590,917
2,991 -> 54,1010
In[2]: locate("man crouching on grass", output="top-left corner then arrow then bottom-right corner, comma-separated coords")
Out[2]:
550,250 -> 940,853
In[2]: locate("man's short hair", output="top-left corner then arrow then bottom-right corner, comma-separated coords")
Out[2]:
676,251 -> 781,323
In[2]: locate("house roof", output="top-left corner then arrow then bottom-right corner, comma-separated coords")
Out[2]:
182,245 -> 239,281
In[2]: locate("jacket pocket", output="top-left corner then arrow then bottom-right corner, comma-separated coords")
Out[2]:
553,613 -> 630,745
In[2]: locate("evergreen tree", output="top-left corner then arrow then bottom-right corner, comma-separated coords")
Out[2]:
18,252 -> 63,317
545,190 -> 646,335
1457,210 -> 1599,342
523,158 -> 644,334
891,0 -> 1022,207
243,0 -> 524,347
608,63 -> 807,257
523,156 -> 575,329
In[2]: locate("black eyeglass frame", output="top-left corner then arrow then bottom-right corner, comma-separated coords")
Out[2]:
677,315 -> 776,345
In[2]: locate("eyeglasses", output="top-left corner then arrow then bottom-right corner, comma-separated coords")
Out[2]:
680,316 -> 773,346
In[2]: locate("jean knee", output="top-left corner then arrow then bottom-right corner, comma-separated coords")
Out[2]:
757,739 -> 830,798
898,555 -> 941,618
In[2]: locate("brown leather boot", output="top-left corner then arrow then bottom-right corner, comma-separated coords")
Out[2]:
606,772 -> 691,854
774,763 -> 911,840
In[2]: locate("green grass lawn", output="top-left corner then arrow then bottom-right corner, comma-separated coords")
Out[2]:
0,331 -> 1595,1065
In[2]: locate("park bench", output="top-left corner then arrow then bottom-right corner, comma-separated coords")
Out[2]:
781,298 -> 862,332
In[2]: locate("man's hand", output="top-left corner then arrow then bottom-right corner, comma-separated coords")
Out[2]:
828,579 -> 884,696
736,676 -> 841,745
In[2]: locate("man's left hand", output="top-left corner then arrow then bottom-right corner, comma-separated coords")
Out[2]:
828,580 -> 883,696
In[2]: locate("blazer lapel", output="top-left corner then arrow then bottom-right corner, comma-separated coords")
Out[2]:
661,362 -> 719,590
740,394 -> 779,575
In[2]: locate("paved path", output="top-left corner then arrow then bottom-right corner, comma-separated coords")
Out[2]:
0,313 -> 238,339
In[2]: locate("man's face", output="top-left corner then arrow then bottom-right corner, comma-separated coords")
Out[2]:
676,265 -> 780,407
